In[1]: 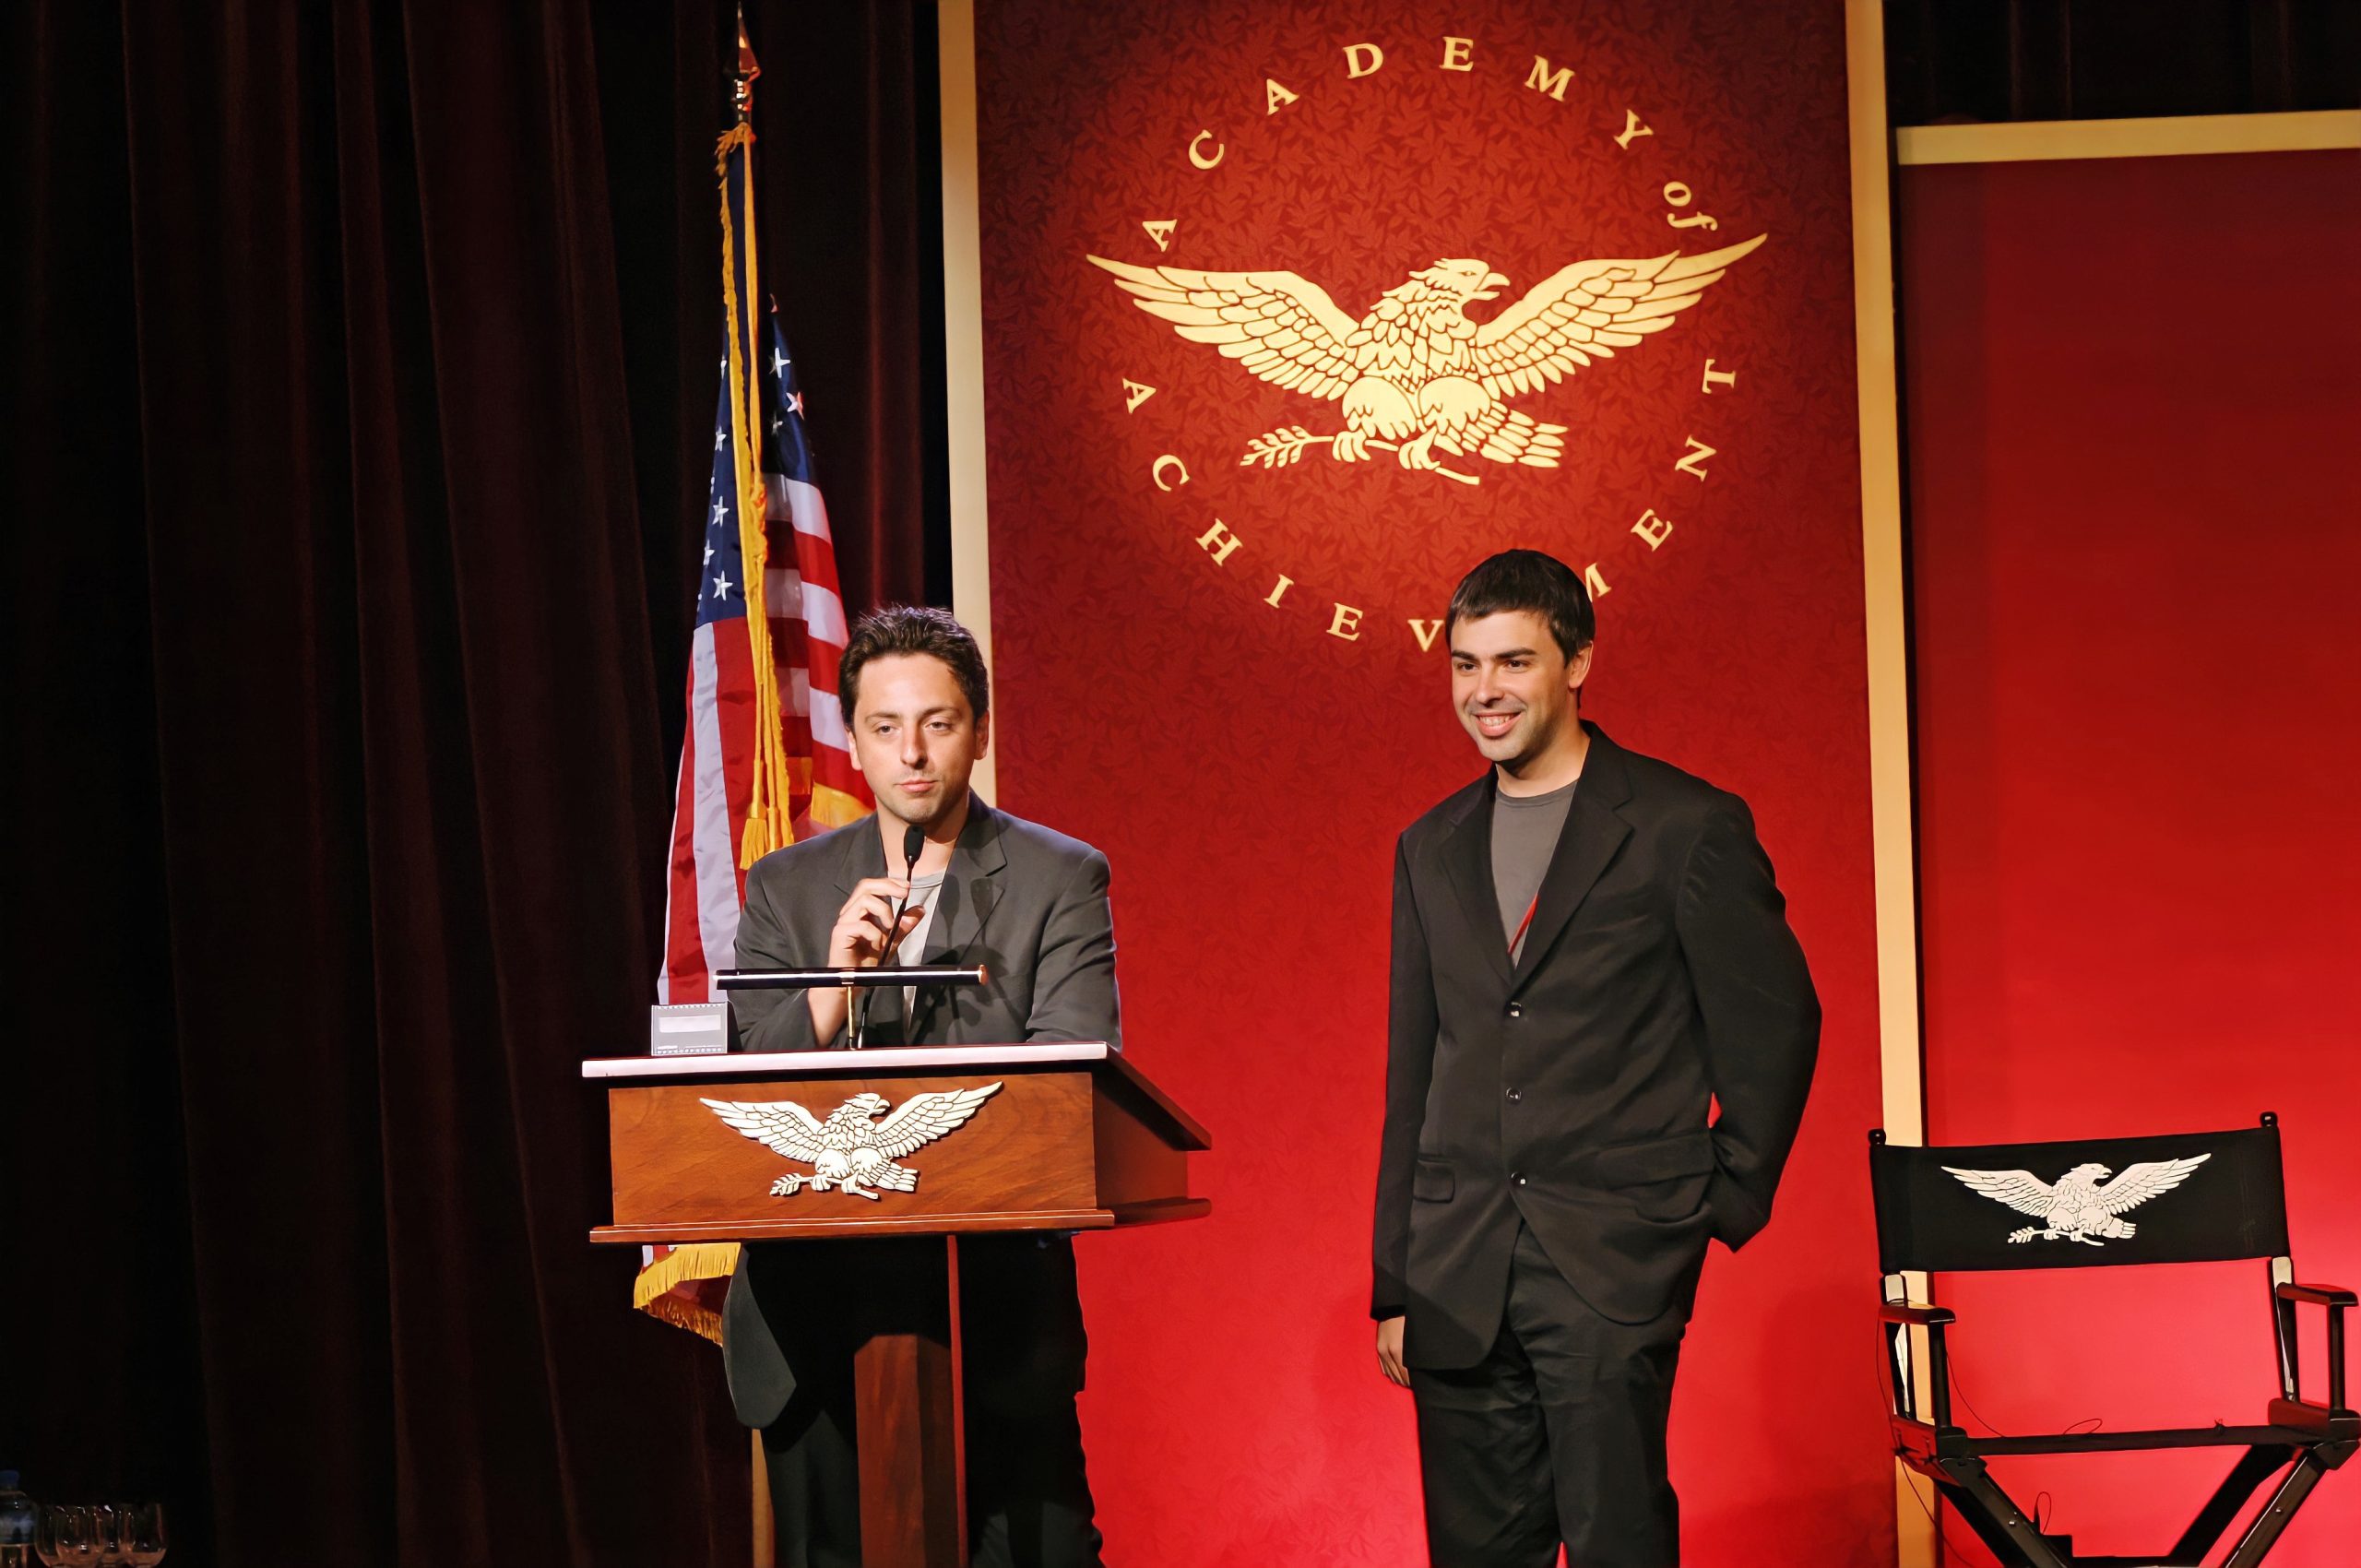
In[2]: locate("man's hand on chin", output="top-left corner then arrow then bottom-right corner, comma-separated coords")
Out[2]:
1376,1316 -> 1409,1387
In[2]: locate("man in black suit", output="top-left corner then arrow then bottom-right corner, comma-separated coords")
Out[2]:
726,605 -> 1114,1568
1372,551 -> 1820,1567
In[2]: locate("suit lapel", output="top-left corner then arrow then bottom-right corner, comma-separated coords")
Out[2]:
1439,781 -> 1513,988
1509,725 -> 1632,995
910,799 -> 1007,1040
836,814 -> 888,892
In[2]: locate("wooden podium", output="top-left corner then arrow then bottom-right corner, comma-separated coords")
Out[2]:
585,1042 -> 1209,1567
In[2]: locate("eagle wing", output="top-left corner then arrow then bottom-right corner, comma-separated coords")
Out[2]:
701,1098 -> 830,1164
1087,255 -> 1362,402
1941,1166 -> 2058,1219
1470,234 -> 1766,401
870,1082 -> 1004,1160
2094,1155 -> 2211,1217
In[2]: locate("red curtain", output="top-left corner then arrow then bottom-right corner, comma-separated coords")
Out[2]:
1,4 -> 938,1562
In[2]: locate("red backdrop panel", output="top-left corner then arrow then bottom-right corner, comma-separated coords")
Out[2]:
973,2 -> 1886,1560
1906,148 -> 2361,1565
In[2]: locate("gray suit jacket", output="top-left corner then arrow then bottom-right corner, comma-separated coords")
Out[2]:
720,798 -> 1121,1427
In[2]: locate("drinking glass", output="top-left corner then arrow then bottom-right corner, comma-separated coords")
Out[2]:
113,1506 -> 165,1568
88,1506 -> 123,1568
32,1505 -> 100,1568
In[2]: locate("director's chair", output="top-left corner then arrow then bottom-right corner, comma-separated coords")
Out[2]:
1869,1114 -> 2355,1567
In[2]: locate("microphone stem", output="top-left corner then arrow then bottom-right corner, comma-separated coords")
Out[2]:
852,842 -> 925,1048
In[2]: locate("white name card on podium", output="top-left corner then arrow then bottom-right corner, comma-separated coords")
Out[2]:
648,1002 -> 729,1056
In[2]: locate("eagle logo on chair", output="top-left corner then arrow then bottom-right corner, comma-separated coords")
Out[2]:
1942,1154 -> 2211,1246
701,1083 -> 1003,1201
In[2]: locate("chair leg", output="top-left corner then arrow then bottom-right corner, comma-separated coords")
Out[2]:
2170,1445 -> 2296,1563
1937,1459 -> 2073,1568
2222,1451 -> 2329,1568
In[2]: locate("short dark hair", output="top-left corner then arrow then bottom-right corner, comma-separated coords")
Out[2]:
1444,550 -> 1596,660
838,605 -> 991,722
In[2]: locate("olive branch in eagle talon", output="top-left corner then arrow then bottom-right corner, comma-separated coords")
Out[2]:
1240,425 -> 1480,486
1089,234 -> 1765,486
701,1083 -> 1003,1201
1240,425 -> 1323,469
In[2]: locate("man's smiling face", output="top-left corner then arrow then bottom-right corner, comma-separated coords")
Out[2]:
1448,610 -> 1590,771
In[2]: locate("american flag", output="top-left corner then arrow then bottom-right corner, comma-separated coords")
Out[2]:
658,135 -> 869,1008
638,119 -> 871,1341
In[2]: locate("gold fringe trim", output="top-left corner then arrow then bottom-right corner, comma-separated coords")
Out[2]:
635,1288 -> 725,1346
633,1241 -> 742,1306
632,1241 -> 740,1346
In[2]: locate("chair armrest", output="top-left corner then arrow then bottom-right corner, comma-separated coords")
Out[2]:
2272,1280 -> 2354,1417
1879,1301 -> 1956,1327
1877,1301 -> 1958,1428
2276,1281 -> 2357,1308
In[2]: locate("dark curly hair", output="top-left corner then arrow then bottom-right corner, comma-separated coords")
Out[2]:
837,604 -> 991,722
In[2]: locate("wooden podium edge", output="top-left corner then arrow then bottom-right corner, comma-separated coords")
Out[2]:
1103,1195 -> 1210,1227
587,1047 -> 1214,1153
591,1198 -> 1207,1246
1099,1053 -> 1213,1151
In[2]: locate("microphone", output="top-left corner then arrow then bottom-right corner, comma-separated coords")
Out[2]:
853,823 -> 929,1048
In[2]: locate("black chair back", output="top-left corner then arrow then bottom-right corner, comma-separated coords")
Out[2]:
1870,1118 -> 2289,1276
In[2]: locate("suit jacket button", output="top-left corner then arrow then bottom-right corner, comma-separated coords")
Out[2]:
1505,1087 -> 1522,1102
1512,1172 -> 1528,1187
1506,1003 -> 1523,1018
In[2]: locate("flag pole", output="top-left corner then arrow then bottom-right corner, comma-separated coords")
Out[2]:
735,27 -> 778,1562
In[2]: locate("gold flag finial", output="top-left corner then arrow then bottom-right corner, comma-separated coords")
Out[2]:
734,7 -> 761,125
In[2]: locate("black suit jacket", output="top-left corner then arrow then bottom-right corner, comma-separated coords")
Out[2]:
720,799 -> 1120,1428
1372,724 -> 1819,1369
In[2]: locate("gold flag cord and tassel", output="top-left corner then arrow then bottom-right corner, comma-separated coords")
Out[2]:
719,122 -> 797,873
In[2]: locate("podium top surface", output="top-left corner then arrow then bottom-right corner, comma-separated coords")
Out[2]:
580,1040 -> 1112,1081
584,1041 -> 1209,1150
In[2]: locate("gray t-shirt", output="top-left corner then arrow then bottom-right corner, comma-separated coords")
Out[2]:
1491,777 -> 1578,960
896,871 -> 948,1012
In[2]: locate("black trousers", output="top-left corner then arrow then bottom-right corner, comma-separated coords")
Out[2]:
1409,1225 -> 1692,1568
758,1234 -> 1104,1568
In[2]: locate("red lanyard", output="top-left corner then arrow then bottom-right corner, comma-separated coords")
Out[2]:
1508,894 -> 1539,956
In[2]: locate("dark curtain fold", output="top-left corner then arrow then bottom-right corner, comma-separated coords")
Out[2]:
1887,0 -> 2361,125
751,3 -> 951,616
1,4 -> 941,1564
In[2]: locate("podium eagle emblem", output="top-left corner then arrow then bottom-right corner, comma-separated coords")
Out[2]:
701,1083 -> 1003,1201
1942,1154 -> 2211,1246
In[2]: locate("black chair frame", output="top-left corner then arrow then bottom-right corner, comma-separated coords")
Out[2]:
1873,1116 -> 2355,1568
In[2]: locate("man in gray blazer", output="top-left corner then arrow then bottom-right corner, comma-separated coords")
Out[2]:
726,605 -> 1116,1568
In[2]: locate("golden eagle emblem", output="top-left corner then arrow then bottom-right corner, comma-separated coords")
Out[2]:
1089,234 -> 1764,485
701,1083 -> 1003,1201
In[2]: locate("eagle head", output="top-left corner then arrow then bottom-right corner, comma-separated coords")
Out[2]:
1412,258 -> 1512,303
2065,1162 -> 2113,1183
836,1092 -> 892,1123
